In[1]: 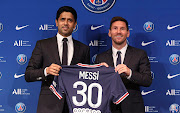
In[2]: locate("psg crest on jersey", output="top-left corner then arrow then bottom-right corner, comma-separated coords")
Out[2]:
81,0 -> 116,13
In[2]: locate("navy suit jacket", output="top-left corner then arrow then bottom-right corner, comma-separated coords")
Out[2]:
25,36 -> 90,113
95,45 -> 152,113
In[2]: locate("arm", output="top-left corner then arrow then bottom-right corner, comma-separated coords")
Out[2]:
129,51 -> 152,87
25,41 -> 45,82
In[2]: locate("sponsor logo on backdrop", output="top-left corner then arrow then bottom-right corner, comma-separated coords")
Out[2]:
0,105 -> 4,112
12,89 -> 30,95
15,25 -> 29,31
145,106 -> 158,112
91,25 -> 104,30
169,54 -> 180,65
128,25 -> 133,30
167,73 -> 180,79
141,40 -> 155,46
0,72 -> 2,79
166,89 -> 180,96
92,54 -> 97,63
89,40 -> 107,46
141,90 -> 155,96
81,0 -> 116,13
14,73 -> 25,79
0,23 -> 3,32
169,103 -> 179,113
16,54 -> 27,65
148,56 -> 158,63
166,40 -> 180,46
144,21 -> 154,32
15,102 -> 26,113
151,71 -> 154,79
14,40 -> 31,47
167,24 -> 180,30
0,57 -> 6,63
39,24 -> 57,30
0,40 -> 4,44
73,24 -> 78,33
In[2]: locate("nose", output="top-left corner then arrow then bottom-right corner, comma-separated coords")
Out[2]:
117,28 -> 122,34
64,20 -> 68,25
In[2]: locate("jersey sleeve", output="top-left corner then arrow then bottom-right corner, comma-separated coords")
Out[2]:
111,73 -> 129,105
49,76 -> 64,100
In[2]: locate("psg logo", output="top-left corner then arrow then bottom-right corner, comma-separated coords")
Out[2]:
169,104 -> 179,113
81,0 -> 116,13
15,102 -> 26,113
143,21 -> 154,32
16,54 -> 27,65
169,54 -> 180,65
0,23 -> 3,32
92,54 -> 97,63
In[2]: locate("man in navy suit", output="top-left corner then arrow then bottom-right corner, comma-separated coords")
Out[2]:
25,6 -> 90,113
95,16 -> 152,113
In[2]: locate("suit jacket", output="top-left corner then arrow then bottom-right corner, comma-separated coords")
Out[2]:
25,36 -> 90,113
95,45 -> 152,113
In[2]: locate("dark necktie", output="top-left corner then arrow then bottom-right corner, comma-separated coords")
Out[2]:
62,38 -> 68,65
116,51 -> 121,66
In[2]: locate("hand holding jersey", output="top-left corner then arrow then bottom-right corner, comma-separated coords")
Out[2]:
100,62 -> 131,77
46,63 -> 62,76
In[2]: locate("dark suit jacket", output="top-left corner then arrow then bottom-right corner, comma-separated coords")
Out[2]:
95,45 -> 152,113
25,36 -> 90,113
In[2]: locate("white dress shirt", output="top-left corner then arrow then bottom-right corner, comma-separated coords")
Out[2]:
44,33 -> 74,76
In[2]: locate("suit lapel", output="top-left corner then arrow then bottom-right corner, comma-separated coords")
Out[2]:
70,39 -> 79,65
123,46 -> 133,66
106,48 -> 114,67
49,36 -> 61,65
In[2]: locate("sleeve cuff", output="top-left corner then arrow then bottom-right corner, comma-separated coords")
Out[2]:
127,69 -> 132,79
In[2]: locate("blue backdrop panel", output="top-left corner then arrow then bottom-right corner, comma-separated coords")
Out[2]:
0,0 -> 180,113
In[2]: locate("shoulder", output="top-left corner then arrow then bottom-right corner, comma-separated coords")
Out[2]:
96,48 -> 112,57
36,36 -> 56,44
128,45 -> 147,54
73,39 -> 89,48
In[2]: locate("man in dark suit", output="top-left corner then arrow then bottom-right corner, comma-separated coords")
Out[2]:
25,6 -> 90,113
95,17 -> 152,113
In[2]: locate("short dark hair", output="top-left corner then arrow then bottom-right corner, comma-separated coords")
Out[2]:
110,16 -> 129,30
56,6 -> 77,22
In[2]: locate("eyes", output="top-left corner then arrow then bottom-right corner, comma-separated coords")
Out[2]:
112,26 -> 127,31
60,18 -> 74,23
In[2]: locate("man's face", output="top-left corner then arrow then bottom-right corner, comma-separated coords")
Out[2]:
108,21 -> 130,46
55,12 -> 77,37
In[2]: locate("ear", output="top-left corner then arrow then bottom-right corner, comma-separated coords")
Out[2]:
73,22 -> 77,30
55,19 -> 58,27
127,30 -> 130,38
108,29 -> 111,37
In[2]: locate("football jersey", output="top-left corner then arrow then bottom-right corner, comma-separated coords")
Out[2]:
50,63 -> 129,113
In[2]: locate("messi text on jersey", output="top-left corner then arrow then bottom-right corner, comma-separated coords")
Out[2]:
79,71 -> 99,80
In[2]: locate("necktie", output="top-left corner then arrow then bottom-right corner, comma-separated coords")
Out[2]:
62,38 -> 68,65
116,51 -> 121,66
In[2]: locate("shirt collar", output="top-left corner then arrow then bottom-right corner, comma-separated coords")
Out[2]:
112,44 -> 128,57
56,33 -> 73,43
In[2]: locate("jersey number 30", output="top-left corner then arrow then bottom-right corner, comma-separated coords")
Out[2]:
72,81 -> 102,108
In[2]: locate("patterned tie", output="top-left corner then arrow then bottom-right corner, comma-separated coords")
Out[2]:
116,51 -> 121,66
62,38 -> 68,65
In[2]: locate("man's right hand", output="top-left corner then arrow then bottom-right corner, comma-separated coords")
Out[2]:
46,63 -> 62,76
